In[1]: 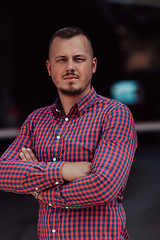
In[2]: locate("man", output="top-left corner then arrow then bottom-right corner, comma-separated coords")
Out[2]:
0,27 -> 137,239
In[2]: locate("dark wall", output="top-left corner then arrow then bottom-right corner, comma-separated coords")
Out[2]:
0,0 -> 124,127
1,1 -> 160,126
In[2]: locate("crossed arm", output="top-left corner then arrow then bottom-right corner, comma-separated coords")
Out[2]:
0,104 -> 137,209
19,147 -> 91,200
19,125 -> 136,209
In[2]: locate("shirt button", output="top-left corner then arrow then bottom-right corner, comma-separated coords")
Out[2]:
52,229 -> 56,233
55,181 -> 59,185
53,158 -> 56,161
55,109 -> 59,112
66,206 -> 69,209
65,117 -> 69,122
56,135 -> 60,140
35,187 -> 39,191
49,203 -> 52,207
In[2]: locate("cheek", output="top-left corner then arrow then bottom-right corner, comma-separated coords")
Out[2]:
50,71 -> 59,86
80,64 -> 92,75
50,67 -> 61,81
83,65 -> 94,79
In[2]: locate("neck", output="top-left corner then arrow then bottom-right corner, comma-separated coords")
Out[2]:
58,88 -> 91,116
59,95 -> 79,116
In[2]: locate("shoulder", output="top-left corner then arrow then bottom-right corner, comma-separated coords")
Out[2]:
30,105 -> 52,116
96,94 -> 130,114
97,95 -> 137,141
28,105 -> 52,118
95,95 -> 135,130
23,105 -> 53,128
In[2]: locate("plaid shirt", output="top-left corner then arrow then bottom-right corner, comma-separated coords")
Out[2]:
0,87 -> 137,240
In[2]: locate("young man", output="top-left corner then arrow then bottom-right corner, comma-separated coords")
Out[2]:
0,27 -> 137,239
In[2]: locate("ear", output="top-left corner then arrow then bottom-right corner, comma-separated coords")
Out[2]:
46,60 -> 51,76
92,58 -> 97,74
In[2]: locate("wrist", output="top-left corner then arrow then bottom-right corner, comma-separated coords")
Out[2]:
33,191 -> 41,200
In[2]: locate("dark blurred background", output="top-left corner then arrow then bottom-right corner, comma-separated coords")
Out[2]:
0,0 -> 160,239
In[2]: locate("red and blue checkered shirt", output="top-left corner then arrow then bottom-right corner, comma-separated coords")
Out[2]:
0,87 -> 137,239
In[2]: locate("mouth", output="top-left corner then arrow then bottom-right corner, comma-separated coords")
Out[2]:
64,76 -> 78,80
63,74 -> 79,81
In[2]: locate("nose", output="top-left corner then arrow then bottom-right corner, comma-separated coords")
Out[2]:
66,59 -> 75,72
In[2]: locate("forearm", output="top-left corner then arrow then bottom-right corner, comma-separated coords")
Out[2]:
39,119 -> 137,209
0,113 -> 65,194
39,171 -> 114,209
39,139 -> 136,209
0,158 -> 64,194
2,147 -> 91,195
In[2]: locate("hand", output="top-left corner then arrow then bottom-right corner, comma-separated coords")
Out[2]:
61,162 -> 92,182
19,148 -> 38,163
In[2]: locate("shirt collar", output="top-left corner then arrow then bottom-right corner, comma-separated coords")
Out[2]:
77,87 -> 97,113
53,87 -> 98,116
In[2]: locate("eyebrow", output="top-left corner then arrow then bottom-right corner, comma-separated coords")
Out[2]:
55,54 -> 86,59
55,55 -> 66,59
74,54 -> 86,58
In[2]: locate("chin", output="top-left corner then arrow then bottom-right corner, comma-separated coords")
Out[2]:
59,88 -> 83,96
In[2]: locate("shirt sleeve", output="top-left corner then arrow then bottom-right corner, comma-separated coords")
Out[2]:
0,114 -> 64,194
39,104 -> 137,209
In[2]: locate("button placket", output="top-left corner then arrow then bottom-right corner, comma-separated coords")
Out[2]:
53,116 -> 69,167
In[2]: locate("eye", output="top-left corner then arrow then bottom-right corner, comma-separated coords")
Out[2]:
74,57 -> 85,62
57,58 -> 66,62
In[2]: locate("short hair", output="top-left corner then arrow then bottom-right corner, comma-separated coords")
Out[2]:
48,27 -> 94,58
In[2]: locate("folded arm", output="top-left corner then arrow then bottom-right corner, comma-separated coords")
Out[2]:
0,116 -> 65,194
20,147 -> 91,182
0,111 -> 92,195
35,104 -> 137,209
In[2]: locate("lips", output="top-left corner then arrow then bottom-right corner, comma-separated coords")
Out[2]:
63,74 -> 79,80
64,76 -> 78,80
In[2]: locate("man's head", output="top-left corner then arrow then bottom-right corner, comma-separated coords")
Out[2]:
46,27 -> 97,98
48,27 -> 94,59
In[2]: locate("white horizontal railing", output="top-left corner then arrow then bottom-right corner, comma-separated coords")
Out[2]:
135,121 -> 160,133
0,121 -> 160,140
0,127 -> 20,140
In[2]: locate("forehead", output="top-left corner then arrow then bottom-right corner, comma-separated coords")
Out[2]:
49,35 -> 92,57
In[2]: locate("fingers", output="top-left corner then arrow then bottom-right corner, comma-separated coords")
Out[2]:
27,148 -> 39,163
19,148 -> 38,163
19,151 -> 27,161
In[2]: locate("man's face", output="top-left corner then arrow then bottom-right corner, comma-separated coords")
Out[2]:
46,35 -> 97,98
